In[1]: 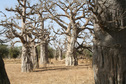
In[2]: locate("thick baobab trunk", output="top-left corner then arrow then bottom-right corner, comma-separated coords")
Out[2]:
65,35 -> 78,66
21,0 -> 33,72
93,0 -> 126,83
0,56 -> 10,84
39,18 -> 49,65
93,24 -> 126,84
40,42 -> 49,65
65,22 -> 78,66
21,45 -> 33,72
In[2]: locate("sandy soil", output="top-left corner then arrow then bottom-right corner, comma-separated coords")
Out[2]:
4,59 -> 95,84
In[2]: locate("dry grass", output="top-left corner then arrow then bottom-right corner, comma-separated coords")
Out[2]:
4,59 -> 95,84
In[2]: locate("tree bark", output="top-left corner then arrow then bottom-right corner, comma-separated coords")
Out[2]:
58,48 -> 62,60
21,0 -> 33,72
93,0 -> 126,83
32,46 -> 39,69
93,24 -> 126,84
0,56 -> 10,84
65,36 -> 78,66
39,18 -> 49,65
54,48 -> 58,60
21,45 -> 33,72
65,21 -> 78,66
40,42 -> 49,65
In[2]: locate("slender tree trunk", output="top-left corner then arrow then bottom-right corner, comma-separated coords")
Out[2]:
40,42 -> 49,65
93,0 -> 126,83
58,48 -> 62,60
54,48 -> 58,60
21,45 -> 33,72
0,56 -> 10,84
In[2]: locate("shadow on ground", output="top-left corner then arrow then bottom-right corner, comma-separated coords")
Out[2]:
33,64 -> 91,72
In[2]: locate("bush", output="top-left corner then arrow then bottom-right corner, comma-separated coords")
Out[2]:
48,46 -> 55,58
83,49 -> 92,57
9,47 -> 21,58
36,45 -> 55,59
0,44 -> 9,58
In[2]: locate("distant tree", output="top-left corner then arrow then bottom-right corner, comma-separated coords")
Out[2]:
45,0 -> 93,66
0,0 -> 51,72
53,38 -> 65,60
0,0 -> 39,72
35,0 -> 50,65
48,46 -> 55,59
9,47 -> 21,58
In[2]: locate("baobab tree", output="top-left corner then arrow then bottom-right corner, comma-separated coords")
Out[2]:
0,27 -> 10,84
0,55 -> 10,84
45,0 -> 93,66
35,0 -> 50,65
0,0 -> 48,72
53,38 -> 65,60
5,0 -> 36,72
89,0 -> 126,83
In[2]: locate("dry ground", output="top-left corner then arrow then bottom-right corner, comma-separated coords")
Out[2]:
4,59 -> 95,84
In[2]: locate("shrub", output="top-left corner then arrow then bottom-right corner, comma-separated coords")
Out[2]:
83,49 -> 92,57
9,47 -> 21,58
48,46 -> 55,58
0,44 -> 9,58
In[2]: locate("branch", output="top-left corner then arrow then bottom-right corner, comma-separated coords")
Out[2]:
54,3 -> 69,17
76,42 -> 93,53
73,2 -> 86,14
17,0 -> 24,7
6,7 -> 22,16
55,15 -> 68,25
11,41 -> 21,46
49,17 -> 67,30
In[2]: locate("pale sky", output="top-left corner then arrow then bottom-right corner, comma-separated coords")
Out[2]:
0,0 -> 17,12
0,0 -> 17,29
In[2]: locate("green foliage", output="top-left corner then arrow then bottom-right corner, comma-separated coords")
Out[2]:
9,47 -> 21,58
36,45 -> 55,58
77,49 -> 92,59
0,44 -> 9,58
83,49 -> 92,57
48,46 -> 55,58
36,46 -> 40,58
62,51 -> 66,59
